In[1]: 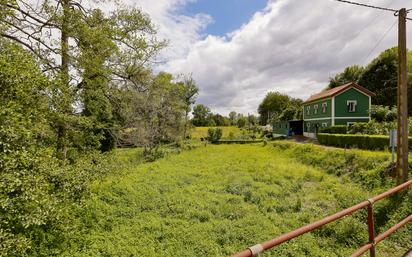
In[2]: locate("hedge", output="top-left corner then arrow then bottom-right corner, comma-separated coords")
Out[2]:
215,140 -> 264,144
316,133 -> 412,150
319,125 -> 347,134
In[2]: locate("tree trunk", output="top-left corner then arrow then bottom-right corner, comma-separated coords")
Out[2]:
56,0 -> 70,160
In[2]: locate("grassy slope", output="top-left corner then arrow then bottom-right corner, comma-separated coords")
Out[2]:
190,126 -> 243,139
65,144 -> 410,257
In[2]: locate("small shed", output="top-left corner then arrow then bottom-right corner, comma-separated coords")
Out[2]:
272,120 -> 303,137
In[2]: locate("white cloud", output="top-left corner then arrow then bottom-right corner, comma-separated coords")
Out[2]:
135,0 -> 412,115
132,0 -> 212,60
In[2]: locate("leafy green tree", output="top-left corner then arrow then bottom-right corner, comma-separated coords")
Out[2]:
0,41 -> 56,256
237,116 -> 247,128
328,65 -> 364,88
331,48 -> 412,114
370,105 -> 397,122
228,111 -> 237,125
258,92 -> 290,125
211,114 -> 230,126
178,75 -> 199,138
0,0 -> 165,158
192,104 -> 212,126
358,48 -> 398,109
207,127 -> 223,142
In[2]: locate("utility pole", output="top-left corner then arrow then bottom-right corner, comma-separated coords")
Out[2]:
396,8 -> 409,185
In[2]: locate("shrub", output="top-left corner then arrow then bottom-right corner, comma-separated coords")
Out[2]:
315,133 -> 411,150
320,125 -> 347,134
207,127 -> 223,142
348,120 -> 396,135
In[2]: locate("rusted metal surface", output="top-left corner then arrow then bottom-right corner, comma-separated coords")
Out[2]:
231,180 -> 412,257
367,204 -> 376,257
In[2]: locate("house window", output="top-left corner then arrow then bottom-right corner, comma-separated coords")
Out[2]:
306,106 -> 310,115
314,104 -> 318,114
347,100 -> 357,112
322,122 -> 328,127
322,102 -> 327,113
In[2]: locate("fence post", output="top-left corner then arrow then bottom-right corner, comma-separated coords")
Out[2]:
367,202 -> 376,257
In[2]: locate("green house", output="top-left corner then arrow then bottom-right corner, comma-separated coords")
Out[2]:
303,82 -> 375,138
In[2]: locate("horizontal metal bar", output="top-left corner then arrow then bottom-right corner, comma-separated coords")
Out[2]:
350,243 -> 373,257
231,180 -> 412,257
375,214 -> 412,244
350,214 -> 412,257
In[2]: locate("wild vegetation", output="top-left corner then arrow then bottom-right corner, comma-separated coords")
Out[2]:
62,143 -> 410,256
1,0 -> 411,256
0,1 -> 199,255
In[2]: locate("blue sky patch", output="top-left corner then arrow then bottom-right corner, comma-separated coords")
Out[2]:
183,0 -> 268,36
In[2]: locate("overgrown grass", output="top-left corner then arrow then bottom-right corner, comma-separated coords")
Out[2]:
64,143 -> 411,256
190,126 -> 243,139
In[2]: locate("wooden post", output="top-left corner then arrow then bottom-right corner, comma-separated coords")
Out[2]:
396,8 -> 409,185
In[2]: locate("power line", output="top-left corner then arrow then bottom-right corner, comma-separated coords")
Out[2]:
363,19 -> 397,63
351,0 -> 396,41
333,0 -> 398,12
333,0 -> 412,20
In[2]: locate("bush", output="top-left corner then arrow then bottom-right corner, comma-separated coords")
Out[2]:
347,121 -> 396,135
316,133 -> 410,150
207,127 -> 223,142
320,125 -> 347,134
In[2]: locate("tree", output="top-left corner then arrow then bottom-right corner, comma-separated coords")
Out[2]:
328,65 -> 364,88
178,74 -> 199,138
0,0 -> 165,159
228,111 -> 237,125
0,40 -> 57,256
258,92 -> 302,125
207,127 -> 223,142
192,104 -> 211,126
237,115 -> 247,128
331,47 -> 412,114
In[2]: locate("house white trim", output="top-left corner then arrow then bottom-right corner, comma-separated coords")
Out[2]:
331,96 -> 335,126
368,96 -> 372,121
334,117 -> 370,119
304,117 -> 332,121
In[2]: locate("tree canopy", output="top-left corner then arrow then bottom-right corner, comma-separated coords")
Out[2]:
258,92 -> 302,124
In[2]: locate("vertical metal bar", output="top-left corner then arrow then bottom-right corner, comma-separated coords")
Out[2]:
367,203 -> 376,257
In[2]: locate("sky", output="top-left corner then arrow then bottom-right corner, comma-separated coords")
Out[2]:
131,0 -> 412,115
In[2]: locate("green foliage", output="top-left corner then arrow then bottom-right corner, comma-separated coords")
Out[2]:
316,133 -> 402,150
258,92 -> 302,124
347,121 -> 396,135
237,116 -> 247,128
64,144 -> 410,256
207,127 -> 223,142
328,65 -> 364,88
319,125 -> 347,134
192,104 -> 212,126
370,105 -> 397,122
0,41 -> 114,256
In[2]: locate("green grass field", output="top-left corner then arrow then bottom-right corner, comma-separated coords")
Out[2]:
65,143 -> 411,257
190,126 -> 243,139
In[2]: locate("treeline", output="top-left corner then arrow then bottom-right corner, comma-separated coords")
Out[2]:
329,47 -> 412,114
191,104 -> 258,127
0,1 -> 199,255
258,92 -> 303,125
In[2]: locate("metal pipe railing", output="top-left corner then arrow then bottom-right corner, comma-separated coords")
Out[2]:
231,180 -> 412,257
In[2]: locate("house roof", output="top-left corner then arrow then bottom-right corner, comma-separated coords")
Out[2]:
303,82 -> 375,104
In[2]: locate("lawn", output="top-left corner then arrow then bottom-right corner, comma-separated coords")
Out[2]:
65,143 -> 411,257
